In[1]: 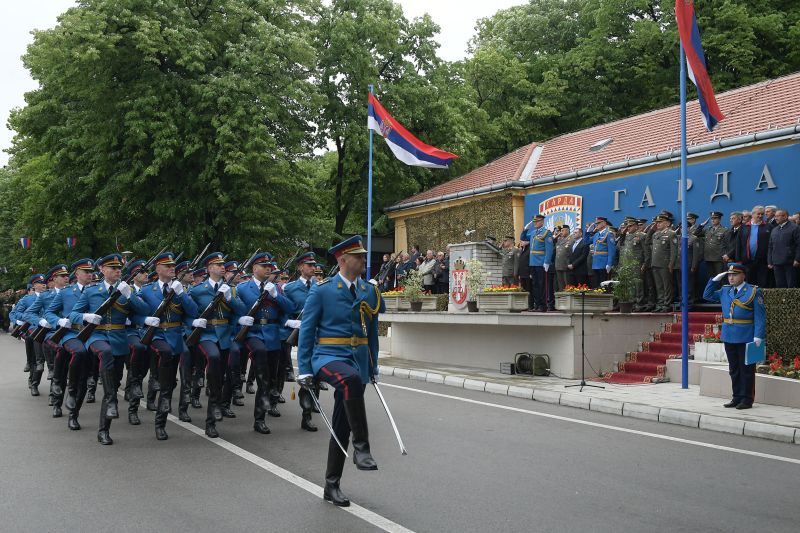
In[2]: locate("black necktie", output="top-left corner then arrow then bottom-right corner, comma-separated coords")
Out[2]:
349,283 -> 357,300
306,279 -> 311,290
260,281 -> 265,292
163,283 -> 169,298
213,282 -> 218,293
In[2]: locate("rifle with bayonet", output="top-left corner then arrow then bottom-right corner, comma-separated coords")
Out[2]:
185,249 -> 259,347
285,263 -> 339,347
74,247 -> 168,343
140,243 -> 210,346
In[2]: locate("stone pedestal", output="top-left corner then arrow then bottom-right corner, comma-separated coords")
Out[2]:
447,241 -> 503,312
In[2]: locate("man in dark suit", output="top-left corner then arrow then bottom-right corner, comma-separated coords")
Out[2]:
566,228 -> 590,287
735,206 -> 772,287
768,209 -> 800,288
722,211 -> 742,263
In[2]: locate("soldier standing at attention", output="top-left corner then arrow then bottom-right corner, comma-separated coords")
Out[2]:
583,216 -> 616,287
650,215 -> 678,313
520,214 -> 554,312
704,211 -> 727,279
499,236 -> 519,287
554,226 -> 572,292
674,213 -> 703,309
703,263 -> 765,410
297,235 -> 385,507
618,219 -> 647,311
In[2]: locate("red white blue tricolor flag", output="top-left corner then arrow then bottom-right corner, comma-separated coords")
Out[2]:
367,93 -> 458,168
20,237 -> 31,249
676,0 -> 724,131
66,236 -> 78,249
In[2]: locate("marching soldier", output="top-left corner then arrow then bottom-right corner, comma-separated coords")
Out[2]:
123,260 -> 150,425
14,275 -> 47,395
584,216 -> 616,287
44,259 -> 95,430
236,253 -> 294,434
186,252 -> 246,438
703,263 -> 766,410
283,252 -> 320,432
650,215 -> 678,313
68,254 -> 150,445
703,211 -> 727,279
297,235 -> 385,507
554,226 -> 572,292
135,252 -> 199,439
520,214 -> 554,312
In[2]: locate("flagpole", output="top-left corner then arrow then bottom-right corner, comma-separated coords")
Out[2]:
366,84 -> 375,280
680,41 -> 689,389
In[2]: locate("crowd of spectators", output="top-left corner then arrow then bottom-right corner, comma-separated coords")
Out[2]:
375,244 -> 450,294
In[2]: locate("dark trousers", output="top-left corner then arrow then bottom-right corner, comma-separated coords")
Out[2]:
773,264 -> 797,288
745,261 -> 770,288
88,340 -> 121,371
724,342 -> 755,405
195,341 -> 229,425
529,266 -> 553,311
565,269 -> 588,288
318,361 -> 365,446
592,268 -> 609,288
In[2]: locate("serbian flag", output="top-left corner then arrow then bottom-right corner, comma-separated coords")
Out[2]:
676,0 -> 724,131
368,93 -> 457,168
66,236 -> 78,249
20,237 -> 31,249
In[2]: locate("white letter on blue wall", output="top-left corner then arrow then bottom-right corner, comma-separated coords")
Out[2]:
710,171 -> 731,202
639,186 -> 655,208
676,178 -> 693,202
755,164 -> 777,191
612,189 -> 627,212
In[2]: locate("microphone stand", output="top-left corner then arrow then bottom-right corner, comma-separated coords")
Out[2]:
565,290 -> 604,392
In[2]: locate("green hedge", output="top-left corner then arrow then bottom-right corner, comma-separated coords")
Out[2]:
764,289 -> 800,364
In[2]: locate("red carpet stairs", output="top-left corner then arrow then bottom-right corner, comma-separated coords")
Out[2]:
602,312 -> 723,384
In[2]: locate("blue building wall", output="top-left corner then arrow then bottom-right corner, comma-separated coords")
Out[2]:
524,143 -> 800,228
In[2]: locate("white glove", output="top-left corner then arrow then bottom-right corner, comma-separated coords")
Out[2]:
238,316 -> 255,327
606,265 -> 612,273
170,280 -> 184,295
83,313 -> 102,325
217,283 -> 232,301
543,263 -> 550,272
712,272 -> 727,282
192,318 -> 207,329
284,319 -> 301,329
144,316 -> 160,327
297,374 -> 314,388
125,318 -> 131,326
264,282 -> 277,298
754,337 -> 762,347
57,318 -> 70,328
16,320 -> 24,326
368,279 -> 378,286
117,280 -> 132,298
371,370 -> 380,383
38,318 -> 51,328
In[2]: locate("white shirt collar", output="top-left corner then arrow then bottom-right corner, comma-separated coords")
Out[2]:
76,283 -> 84,291
734,282 -> 746,292
298,276 -> 310,285
104,281 -> 113,292
338,273 -> 355,289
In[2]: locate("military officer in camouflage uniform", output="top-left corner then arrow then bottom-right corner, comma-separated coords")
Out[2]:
554,225 -> 573,292
674,213 -> 703,308
499,236 -> 519,287
650,215 -> 678,312
639,218 -> 657,311
619,218 -> 648,311
703,211 -> 727,279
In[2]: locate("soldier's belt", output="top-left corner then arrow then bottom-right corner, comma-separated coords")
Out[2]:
159,321 -> 182,329
594,251 -> 608,255
96,323 -> 126,331
72,324 -> 82,331
724,318 -> 753,325
208,319 -> 229,326
530,251 -> 545,255
257,319 -> 279,325
318,336 -> 369,347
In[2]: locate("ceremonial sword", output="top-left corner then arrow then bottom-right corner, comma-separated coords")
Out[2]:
302,384 -> 349,458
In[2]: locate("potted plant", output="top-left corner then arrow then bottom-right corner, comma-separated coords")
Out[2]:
476,284 -> 528,312
465,258 -> 488,312
612,249 -> 639,313
403,269 -> 425,311
381,287 -> 409,311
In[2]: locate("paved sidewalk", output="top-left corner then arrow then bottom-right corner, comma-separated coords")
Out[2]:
376,354 -> 800,445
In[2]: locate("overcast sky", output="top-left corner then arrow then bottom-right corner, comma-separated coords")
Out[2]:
0,1 -> 525,167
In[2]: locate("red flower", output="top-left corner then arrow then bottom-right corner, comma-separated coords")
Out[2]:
794,356 -> 800,370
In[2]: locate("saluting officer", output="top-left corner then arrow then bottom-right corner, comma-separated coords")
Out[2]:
650,215 -> 678,313
618,219 -> 648,311
297,235 -> 385,507
236,253 -> 294,434
69,254 -> 150,445
703,211 -> 727,279
554,226 -> 572,292
584,216 -> 616,287
674,213 -> 703,308
520,214 -> 554,311
283,251 -> 320,432
135,252 -> 199,440
186,252 -> 246,438
703,263 -> 766,409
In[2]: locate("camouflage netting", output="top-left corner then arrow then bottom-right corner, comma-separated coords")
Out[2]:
763,289 -> 800,364
404,194 -> 514,254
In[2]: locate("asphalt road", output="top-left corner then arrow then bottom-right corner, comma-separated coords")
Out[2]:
2,332 -> 799,533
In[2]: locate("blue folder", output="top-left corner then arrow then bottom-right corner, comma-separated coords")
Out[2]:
745,341 -> 766,365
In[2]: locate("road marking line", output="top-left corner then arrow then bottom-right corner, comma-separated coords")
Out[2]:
382,383 -> 800,466
167,414 -> 415,533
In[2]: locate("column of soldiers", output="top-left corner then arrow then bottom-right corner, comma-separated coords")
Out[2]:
7,249 -> 331,445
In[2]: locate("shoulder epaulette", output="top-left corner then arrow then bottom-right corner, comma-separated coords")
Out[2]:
318,278 -> 331,285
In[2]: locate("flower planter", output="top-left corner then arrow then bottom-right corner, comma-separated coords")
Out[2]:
694,342 -> 727,363
383,295 -> 410,312
475,292 -> 528,312
554,292 -> 614,313
466,301 -> 479,312
409,301 -> 423,312
618,301 -> 633,314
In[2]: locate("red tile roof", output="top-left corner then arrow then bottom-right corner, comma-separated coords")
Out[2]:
392,71 -> 800,210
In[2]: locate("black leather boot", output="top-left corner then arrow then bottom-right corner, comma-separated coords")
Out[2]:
97,399 -> 113,445
246,364 -> 256,394
68,377 -> 87,430
146,373 -> 159,411
101,369 -> 119,419
178,364 -> 192,422
299,388 -> 317,432
154,360 -> 175,441
206,359 -> 223,425
86,374 -> 97,403
220,369 -> 236,418
323,438 -> 350,506
344,397 -> 377,471
253,365 -> 270,434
